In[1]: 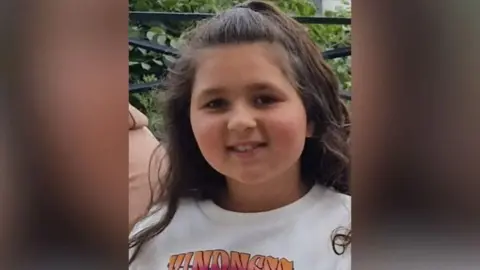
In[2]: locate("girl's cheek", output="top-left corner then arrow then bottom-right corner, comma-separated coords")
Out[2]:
266,114 -> 308,142
192,116 -> 226,148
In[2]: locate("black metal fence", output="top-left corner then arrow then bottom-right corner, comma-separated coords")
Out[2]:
129,12 -> 351,100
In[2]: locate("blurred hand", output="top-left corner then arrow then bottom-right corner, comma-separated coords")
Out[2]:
129,105 -> 162,230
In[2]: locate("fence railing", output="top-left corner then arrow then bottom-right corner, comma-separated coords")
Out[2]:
130,11 -> 351,24
129,12 -> 352,101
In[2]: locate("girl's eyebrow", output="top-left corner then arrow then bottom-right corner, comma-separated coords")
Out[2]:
245,82 -> 289,97
245,82 -> 273,91
195,81 -> 285,101
195,87 -> 226,101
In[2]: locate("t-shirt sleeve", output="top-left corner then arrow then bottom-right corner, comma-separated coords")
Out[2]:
129,205 -> 165,238
129,205 -> 166,261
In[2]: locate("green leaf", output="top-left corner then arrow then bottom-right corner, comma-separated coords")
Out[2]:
164,55 -> 177,63
129,61 -> 138,66
170,39 -> 181,49
134,0 -> 152,11
138,48 -> 147,55
163,0 -> 177,9
128,26 -> 141,38
142,74 -> 157,82
149,27 -> 165,34
152,59 -> 164,66
146,31 -> 156,41
141,62 -> 151,70
157,35 -> 167,45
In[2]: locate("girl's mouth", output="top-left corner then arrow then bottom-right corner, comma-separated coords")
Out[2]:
226,142 -> 268,153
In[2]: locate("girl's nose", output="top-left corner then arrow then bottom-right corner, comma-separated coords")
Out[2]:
227,105 -> 257,132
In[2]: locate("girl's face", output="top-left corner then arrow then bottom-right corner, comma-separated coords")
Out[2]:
190,42 -> 312,186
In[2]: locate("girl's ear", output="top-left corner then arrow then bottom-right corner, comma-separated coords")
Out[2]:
306,122 -> 314,138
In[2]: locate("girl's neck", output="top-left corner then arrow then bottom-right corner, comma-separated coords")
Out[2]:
219,165 -> 309,213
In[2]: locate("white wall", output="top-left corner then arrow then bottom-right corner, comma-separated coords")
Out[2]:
324,0 -> 347,11
313,0 -> 350,14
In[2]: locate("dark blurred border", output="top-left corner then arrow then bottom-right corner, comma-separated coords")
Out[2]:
3,0 -> 128,268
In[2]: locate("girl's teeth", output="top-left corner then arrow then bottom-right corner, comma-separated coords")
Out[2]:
235,145 -> 253,152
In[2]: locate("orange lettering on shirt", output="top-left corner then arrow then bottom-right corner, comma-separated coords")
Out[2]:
173,253 -> 186,270
230,251 -> 251,269
247,255 -> 265,270
168,255 -> 177,270
192,250 -> 213,270
277,258 -> 294,270
182,252 -> 194,269
264,256 -> 279,270
210,250 -> 229,270
169,250 -> 294,270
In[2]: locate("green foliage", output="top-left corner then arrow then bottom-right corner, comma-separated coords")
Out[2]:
129,0 -> 351,136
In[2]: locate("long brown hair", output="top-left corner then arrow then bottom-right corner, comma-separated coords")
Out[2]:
129,0 -> 351,264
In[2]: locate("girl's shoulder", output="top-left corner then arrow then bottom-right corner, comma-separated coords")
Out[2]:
312,185 -> 351,212
129,198 -> 198,238
306,185 -> 351,226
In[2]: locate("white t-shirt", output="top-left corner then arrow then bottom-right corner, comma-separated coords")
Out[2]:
129,184 -> 351,270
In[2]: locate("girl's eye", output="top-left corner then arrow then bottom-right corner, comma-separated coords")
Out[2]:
254,95 -> 277,106
203,98 -> 228,109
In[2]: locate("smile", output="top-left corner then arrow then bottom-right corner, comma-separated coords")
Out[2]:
227,142 -> 267,153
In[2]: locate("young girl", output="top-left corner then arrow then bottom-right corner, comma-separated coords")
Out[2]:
129,1 -> 351,269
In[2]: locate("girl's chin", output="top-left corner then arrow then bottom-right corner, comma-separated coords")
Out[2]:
225,173 -> 273,186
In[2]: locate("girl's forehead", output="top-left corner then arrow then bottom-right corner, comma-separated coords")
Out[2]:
191,42 -> 294,91
194,42 -> 290,68
191,43 -> 292,95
